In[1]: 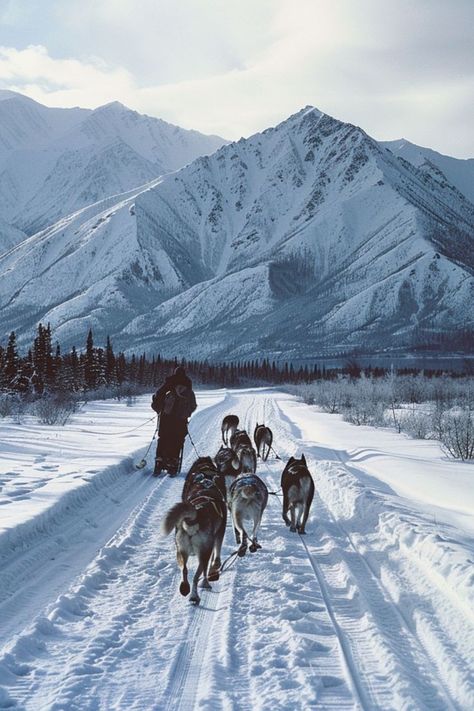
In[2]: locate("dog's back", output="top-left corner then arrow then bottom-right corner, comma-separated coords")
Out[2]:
182,456 -> 226,502
229,474 -> 268,513
230,430 -> 257,473
230,429 -> 252,451
215,445 -> 241,496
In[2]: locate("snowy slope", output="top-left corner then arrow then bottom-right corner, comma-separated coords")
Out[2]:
0,390 -> 473,709
124,107 -> 474,358
1,105 -> 473,358
0,216 -> 27,255
0,91 -> 227,234
383,138 -> 474,204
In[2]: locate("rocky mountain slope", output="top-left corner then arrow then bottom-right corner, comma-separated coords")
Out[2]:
0,105 -> 472,359
382,138 -> 474,204
0,90 -> 227,238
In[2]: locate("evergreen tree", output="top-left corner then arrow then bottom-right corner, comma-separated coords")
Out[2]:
84,329 -> 96,390
105,336 -> 116,385
3,331 -> 19,388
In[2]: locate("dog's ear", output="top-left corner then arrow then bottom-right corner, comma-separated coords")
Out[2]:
288,456 -> 295,465
301,454 -> 307,465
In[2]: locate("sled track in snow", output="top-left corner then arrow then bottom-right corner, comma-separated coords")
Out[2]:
267,395 -> 470,710
1,390 -> 473,710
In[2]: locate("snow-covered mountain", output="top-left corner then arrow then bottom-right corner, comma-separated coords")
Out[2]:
382,138 -> 474,204
0,90 -> 227,236
0,105 -> 473,359
0,217 -> 27,255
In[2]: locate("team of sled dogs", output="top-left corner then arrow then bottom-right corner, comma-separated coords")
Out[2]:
162,415 -> 315,605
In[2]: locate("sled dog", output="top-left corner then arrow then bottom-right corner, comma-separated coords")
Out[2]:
163,462 -> 227,605
228,474 -> 268,556
253,424 -> 273,461
221,414 -> 239,446
281,454 -> 314,534
230,429 -> 257,473
182,456 -> 226,502
214,445 -> 241,494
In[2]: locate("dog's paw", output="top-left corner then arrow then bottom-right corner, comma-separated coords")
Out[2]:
190,594 -> 201,605
208,570 -> 220,582
290,525 -> 297,533
200,578 -> 212,589
179,581 -> 190,596
238,544 -> 247,557
298,528 -> 306,535
283,517 -> 290,527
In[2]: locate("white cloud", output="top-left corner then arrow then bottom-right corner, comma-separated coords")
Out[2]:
0,45 -> 135,107
0,0 -> 472,156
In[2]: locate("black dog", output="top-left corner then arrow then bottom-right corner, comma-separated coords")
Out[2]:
281,454 -> 314,534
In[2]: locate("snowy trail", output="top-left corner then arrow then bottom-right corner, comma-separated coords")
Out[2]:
0,389 -> 473,710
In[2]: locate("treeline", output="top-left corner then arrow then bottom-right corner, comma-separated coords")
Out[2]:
0,324 -> 341,397
0,325 -> 470,400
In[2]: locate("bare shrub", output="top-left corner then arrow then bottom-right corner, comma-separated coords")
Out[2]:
401,410 -> 432,439
0,393 -> 27,423
438,409 -> 474,461
35,393 -> 78,426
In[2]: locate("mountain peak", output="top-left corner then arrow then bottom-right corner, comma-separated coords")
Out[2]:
94,100 -> 131,113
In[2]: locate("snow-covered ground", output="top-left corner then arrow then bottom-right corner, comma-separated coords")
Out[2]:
0,389 -> 473,710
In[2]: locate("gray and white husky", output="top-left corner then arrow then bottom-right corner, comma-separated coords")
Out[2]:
281,454 -> 314,534
214,445 -> 241,495
162,463 -> 227,605
228,474 -> 268,556
230,429 -> 257,474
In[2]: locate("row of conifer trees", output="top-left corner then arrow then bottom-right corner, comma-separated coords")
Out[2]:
0,324 -> 338,396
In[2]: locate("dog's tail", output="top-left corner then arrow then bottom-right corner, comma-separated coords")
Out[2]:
162,502 -> 196,536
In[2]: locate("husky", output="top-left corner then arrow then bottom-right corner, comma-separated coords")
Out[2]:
228,474 -> 268,556
214,445 -> 240,495
163,462 -> 227,605
281,454 -> 314,534
230,429 -> 257,474
182,456 -> 226,503
221,414 -> 239,446
254,424 -> 273,461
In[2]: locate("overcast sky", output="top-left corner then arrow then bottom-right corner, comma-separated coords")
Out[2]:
0,0 -> 472,157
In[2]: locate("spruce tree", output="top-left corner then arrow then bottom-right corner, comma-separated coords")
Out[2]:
3,332 -> 19,388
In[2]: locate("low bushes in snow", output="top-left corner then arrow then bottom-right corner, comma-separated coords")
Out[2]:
438,409 -> 474,461
288,375 -> 474,460
34,393 -> 79,426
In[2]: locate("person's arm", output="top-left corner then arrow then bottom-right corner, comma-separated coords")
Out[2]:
151,380 -> 171,413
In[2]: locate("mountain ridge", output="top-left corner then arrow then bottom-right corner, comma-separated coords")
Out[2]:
0,101 -> 472,359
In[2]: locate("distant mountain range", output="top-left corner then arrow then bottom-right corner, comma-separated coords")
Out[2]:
0,90 -> 226,238
0,93 -> 472,360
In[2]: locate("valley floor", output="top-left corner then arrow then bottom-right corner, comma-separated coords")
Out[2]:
0,389 -> 473,710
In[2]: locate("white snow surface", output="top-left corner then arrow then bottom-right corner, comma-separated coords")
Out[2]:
0,389 -> 473,710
